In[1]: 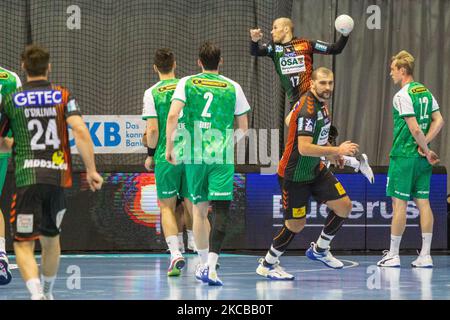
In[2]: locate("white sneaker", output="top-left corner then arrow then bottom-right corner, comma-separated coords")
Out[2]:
305,242 -> 344,269
256,258 -> 294,280
358,154 -> 374,184
377,250 -> 401,267
411,255 -> 433,268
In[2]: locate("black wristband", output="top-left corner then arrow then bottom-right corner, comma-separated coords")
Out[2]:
147,147 -> 156,156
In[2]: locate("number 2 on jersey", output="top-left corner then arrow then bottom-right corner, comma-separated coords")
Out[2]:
202,92 -> 213,118
28,118 -> 61,150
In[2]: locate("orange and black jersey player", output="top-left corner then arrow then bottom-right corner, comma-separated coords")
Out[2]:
278,90 -> 332,183
250,35 -> 349,108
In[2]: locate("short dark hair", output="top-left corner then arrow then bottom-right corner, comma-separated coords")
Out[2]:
199,42 -> 221,71
21,44 -> 50,77
154,48 -> 175,74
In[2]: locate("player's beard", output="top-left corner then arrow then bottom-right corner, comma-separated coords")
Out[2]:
317,90 -> 332,100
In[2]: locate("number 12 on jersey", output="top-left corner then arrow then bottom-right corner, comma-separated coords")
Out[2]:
419,97 -> 429,120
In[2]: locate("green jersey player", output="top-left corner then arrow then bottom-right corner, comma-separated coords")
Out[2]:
377,50 -> 443,268
166,42 -> 250,286
142,48 -> 193,276
0,66 -> 21,285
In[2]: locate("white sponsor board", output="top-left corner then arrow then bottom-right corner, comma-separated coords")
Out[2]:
69,115 -> 147,154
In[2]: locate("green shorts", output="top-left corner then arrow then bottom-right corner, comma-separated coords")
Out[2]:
154,162 -> 188,199
386,156 -> 432,200
0,157 -> 8,196
184,164 -> 234,204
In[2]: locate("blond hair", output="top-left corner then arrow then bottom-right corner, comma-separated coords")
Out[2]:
392,50 -> 415,75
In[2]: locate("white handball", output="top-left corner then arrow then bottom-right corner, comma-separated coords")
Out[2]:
335,14 -> 354,35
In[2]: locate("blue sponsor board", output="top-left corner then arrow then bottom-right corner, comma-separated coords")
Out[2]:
246,173 -> 447,250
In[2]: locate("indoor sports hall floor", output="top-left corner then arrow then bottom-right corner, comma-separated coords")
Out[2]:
2,253 -> 450,300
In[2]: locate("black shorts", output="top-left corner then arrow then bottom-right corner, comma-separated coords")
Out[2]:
10,184 -> 67,241
281,169 -> 347,220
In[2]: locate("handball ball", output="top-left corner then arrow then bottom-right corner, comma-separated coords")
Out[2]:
335,14 -> 354,35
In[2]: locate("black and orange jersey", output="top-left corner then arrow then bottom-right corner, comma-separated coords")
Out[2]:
278,91 -> 332,182
0,80 -> 81,188
251,35 -> 348,107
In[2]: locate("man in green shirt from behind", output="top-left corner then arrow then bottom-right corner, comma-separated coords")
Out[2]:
166,42 -> 250,286
377,50 -> 444,268
142,48 -> 193,277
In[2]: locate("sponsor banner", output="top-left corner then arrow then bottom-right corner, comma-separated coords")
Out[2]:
246,173 -> 447,249
69,115 -> 146,154
279,55 -> 306,75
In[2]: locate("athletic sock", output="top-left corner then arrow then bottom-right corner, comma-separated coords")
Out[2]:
26,278 -> 43,300
0,237 -> 5,253
42,275 -> 56,297
264,246 -> 283,266
187,230 -> 194,243
316,231 -> 334,252
420,233 -> 432,256
197,248 -> 209,264
207,252 -> 219,272
389,235 -> 402,256
166,235 -> 182,258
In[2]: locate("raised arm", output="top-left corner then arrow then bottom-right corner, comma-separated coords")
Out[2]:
310,34 -> 349,55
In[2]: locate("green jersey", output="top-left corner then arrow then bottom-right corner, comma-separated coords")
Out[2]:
171,73 -> 251,164
142,78 -> 184,164
0,67 -> 22,159
390,82 -> 439,158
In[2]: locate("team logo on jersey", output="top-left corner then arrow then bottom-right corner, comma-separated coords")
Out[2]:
0,72 -> 9,79
158,84 -> 177,93
192,79 -> 227,88
314,41 -> 328,52
52,151 -> 65,166
297,117 -> 304,131
411,87 -> 427,94
14,90 -> 62,107
317,123 -> 331,145
284,45 -> 296,57
334,182 -> 346,196
295,42 -> 309,52
67,99 -> 79,112
304,118 -> 315,132
279,55 -> 306,75
317,111 -> 323,120
275,45 -> 284,53
292,207 -> 306,218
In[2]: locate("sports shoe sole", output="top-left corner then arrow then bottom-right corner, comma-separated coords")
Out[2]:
411,264 -> 433,268
167,259 -> 186,277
